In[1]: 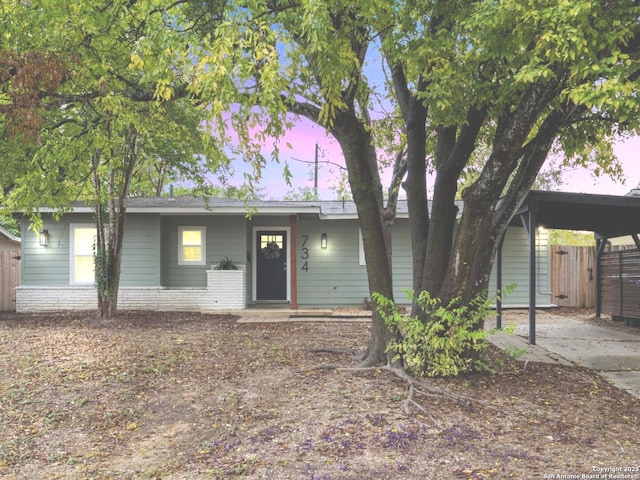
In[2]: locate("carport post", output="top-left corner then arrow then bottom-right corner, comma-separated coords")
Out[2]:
595,236 -> 607,318
528,207 -> 536,345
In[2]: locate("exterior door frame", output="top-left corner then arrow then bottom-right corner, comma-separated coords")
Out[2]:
252,226 -> 290,303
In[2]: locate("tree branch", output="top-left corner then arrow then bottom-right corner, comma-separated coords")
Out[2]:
283,95 -> 322,124
384,146 -> 407,222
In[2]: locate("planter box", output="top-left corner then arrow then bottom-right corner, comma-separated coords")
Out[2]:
206,264 -> 246,310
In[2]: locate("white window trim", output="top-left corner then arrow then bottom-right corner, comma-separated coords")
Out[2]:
70,224 -> 97,285
359,229 -> 366,266
178,226 -> 206,266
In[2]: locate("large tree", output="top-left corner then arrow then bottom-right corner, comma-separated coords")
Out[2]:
186,0 -> 413,365
192,0 -> 640,367
1,0 -> 225,317
388,0 -> 640,314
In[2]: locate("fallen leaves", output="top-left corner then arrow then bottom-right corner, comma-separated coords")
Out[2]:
0,310 -> 639,479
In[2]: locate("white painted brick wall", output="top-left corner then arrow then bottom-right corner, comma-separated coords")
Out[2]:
16,268 -> 247,313
206,268 -> 247,310
16,287 -> 97,312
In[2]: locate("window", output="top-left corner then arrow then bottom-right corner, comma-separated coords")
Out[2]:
178,226 -> 206,265
259,233 -> 284,250
359,229 -> 366,266
71,225 -> 97,285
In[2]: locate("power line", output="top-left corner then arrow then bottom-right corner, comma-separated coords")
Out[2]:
289,146 -> 347,172
289,142 -> 347,193
289,157 -> 347,170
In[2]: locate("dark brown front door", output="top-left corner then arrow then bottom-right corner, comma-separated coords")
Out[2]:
256,231 -> 287,301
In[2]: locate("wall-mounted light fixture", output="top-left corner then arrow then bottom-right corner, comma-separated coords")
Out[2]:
39,229 -> 49,247
321,233 -> 328,249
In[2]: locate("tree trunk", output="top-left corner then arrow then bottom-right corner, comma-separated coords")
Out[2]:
331,108 -> 395,366
429,103 -> 573,321
404,100 -> 429,300
387,63 -> 429,302
96,124 -> 139,318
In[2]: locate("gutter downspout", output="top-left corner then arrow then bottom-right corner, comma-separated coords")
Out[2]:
528,202 -> 537,345
496,235 -> 504,329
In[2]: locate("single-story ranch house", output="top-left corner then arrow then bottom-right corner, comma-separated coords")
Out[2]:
16,196 -> 551,313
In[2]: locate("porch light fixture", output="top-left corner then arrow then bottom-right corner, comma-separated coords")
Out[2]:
39,229 -> 49,247
321,233 -> 328,249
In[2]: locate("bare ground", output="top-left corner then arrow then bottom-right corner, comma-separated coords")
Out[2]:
0,309 -> 639,480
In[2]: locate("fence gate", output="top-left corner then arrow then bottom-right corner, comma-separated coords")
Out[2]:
550,245 -> 596,307
0,250 -> 20,312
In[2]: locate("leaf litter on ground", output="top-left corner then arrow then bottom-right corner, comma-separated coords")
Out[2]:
0,309 -> 638,479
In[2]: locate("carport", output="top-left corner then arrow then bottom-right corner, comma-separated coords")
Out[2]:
497,190 -> 640,344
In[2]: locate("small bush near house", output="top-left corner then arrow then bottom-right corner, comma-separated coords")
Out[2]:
213,256 -> 238,270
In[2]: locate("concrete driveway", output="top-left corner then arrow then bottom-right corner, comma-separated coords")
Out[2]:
488,309 -> 640,398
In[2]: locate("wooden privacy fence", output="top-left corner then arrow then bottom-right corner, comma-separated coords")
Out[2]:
0,250 -> 20,312
550,245 -> 596,307
599,246 -> 640,322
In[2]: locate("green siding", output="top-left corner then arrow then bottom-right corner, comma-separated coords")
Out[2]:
161,215 -> 247,287
294,220 -> 549,308
22,211 -> 551,309
20,214 -> 93,286
390,219 -> 413,303
250,216 -> 291,228
295,217 -> 368,306
294,217 -> 413,307
488,226 -> 551,306
120,214 -> 161,286
21,213 -> 162,287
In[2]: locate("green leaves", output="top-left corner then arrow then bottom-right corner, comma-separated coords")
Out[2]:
373,290 -> 491,378
2,0 -> 233,217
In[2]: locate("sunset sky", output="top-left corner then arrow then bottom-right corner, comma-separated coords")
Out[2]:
567,135 -> 640,196
228,118 -> 640,200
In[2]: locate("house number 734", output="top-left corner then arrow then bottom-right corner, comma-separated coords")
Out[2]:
300,235 -> 309,271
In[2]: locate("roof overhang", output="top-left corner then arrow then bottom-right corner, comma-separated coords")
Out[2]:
34,201 -> 323,216
512,190 -> 640,238
0,225 -> 21,244
30,197 -> 411,219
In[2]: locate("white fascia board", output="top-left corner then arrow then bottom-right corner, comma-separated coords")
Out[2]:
34,205 -> 412,219
36,205 -> 324,215
33,206 -> 93,214
149,206 -> 322,215
318,213 -> 409,220
319,214 -> 359,220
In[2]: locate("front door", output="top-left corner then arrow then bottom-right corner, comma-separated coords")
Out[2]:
256,230 -> 287,301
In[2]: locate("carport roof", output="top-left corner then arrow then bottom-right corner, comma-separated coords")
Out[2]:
513,190 -> 640,239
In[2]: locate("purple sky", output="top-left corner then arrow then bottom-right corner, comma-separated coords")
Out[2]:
232,118 -> 640,200
561,135 -> 640,196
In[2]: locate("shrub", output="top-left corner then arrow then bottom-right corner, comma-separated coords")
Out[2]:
213,257 -> 238,270
373,290 -> 491,378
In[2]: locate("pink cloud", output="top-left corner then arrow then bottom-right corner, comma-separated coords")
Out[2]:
560,136 -> 640,196
225,114 -> 347,199
221,108 -> 640,200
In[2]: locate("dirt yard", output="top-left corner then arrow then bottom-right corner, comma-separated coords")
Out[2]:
1,309 -> 639,479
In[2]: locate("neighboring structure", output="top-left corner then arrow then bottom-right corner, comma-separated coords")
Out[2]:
16,197 -> 551,313
0,225 -> 20,253
0,225 -> 21,312
607,183 -> 640,247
